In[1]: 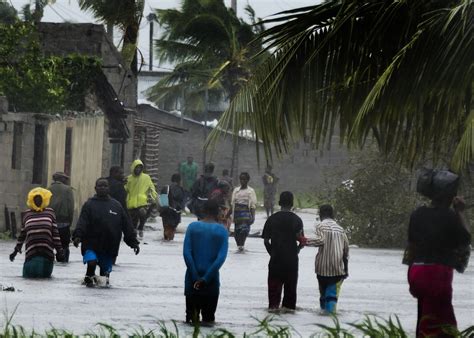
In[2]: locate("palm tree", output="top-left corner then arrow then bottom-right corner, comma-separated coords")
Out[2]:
0,1 -> 17,24
78,0 -> 144,74
210,0 -> 473,172
148,0 -> 265,175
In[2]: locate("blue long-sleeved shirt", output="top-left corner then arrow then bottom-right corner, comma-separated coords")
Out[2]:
183,221 -> 229,296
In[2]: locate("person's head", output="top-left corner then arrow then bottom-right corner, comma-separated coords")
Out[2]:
109,166 -> 124,181
265,165 -> 273,173
202,199 -> 220,221
218,180 -> 231,194
319,204 -> 334,220
222,169 -> 229,176
95,177 -> 109,197
171,173 -> 181,184
52,172 -> 69,185
131,159 -> 144,176
239,172 -> 250,187
26,187 -> 52,212
204,163 -> 215,175
187,156 -> 193,165
279,191 -> 294,209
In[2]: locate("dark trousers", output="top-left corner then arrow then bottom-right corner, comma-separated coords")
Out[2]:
129,207 -> 147,231
58,225 -> 71,262
185,294 -> 219,323
268,268 -> 298,310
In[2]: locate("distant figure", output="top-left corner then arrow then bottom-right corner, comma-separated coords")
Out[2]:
403,170 -> 471,337
308,204 -> 349,314
125,159 -> 157,238
179,156 -> 198,202
190,163 -> 219,219
9,188 -> 65,278
183,199 -> 229,325
220,169 -> 233,189
159,173 -> 185,241
262,165 -> 279,217
73,178 -> 140,287
107,166 -> 127,210
262,191 -> 306,312
231,172 -> 257,252
210,180 -> 232,231
48,172 -> 74,262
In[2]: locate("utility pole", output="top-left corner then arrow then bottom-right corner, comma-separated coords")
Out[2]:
231,0 -> 237,14
203,87 -> 209,166
147,13 -> 157,71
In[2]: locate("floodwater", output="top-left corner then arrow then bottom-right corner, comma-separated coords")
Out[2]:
0,211 -> 473,336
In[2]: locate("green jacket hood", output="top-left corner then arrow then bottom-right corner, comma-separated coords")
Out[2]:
131,159 -> 144,174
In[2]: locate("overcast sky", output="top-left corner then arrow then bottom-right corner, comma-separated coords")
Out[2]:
9,0 -> 318,70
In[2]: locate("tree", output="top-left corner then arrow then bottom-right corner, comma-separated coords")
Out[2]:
210,0 -> 473,172
0,1 -> 17,24
148,0 -> 265,175
78,0 -> 144,74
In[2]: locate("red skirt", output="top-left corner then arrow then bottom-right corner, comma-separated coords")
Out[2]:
408,264 -> 457,337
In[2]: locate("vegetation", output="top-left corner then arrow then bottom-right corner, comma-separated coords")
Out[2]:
0,1 -> 17,24
148,0 -> 265,119
210,0 -> 473,172
78,0 -> 144,74
0,22 -> 101,113
2,314 -> 473,337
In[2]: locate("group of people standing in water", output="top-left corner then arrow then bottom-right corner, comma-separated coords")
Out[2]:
6,161 -> 471,337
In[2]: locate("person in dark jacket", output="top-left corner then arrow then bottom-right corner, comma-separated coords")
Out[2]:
190,163 -> 218,219
72,178 -> 140,287
159,173 -> 185,241
48,172 -> 74,262
107,166 -> 127,210
262,191 -> 306,312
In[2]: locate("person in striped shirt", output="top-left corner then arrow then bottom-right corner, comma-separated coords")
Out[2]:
308,204 -> 349,314
9,188 -> 65,278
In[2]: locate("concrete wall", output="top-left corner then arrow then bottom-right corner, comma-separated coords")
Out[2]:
46,117 -> 105,220
0,112 -> 106,232
0,113 -> 37,232
137,104 -> 354,194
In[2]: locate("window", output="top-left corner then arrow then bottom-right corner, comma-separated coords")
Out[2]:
64,128 -> 73,176
111,142 -> 124,167
32,124 -> 46,184
11,122 -> 23,169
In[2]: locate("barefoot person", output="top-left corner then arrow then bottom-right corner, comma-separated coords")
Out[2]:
183,200 -> 229,325
307,204 -> 349,314
231,172 -> 257,252
404,170 -> 471,337
73,178 -> 140,287
262,191 -> 306,312
9,188 -> 65,278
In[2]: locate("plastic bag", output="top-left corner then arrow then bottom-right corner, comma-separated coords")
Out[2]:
416,168 -> 459,199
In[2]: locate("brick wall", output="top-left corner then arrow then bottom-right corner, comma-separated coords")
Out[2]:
137,104 -> 356,194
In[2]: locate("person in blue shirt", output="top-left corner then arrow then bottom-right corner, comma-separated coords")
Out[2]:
183,199 -> 229,326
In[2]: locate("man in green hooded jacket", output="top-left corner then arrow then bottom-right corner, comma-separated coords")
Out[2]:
125,159 -> 157,238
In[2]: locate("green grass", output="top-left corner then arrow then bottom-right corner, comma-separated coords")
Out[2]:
2,314 -> 473,337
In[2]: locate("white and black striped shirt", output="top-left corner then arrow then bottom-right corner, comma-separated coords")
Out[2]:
309,218 -> 349,277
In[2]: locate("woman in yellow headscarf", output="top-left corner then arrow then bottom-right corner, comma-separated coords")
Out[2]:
9,188 -> 65,278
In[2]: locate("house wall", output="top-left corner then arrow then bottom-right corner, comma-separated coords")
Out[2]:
46,117 -> 105,221
0,113 -> 37,232
0,111 -> 106,232
137,104 -> 355,195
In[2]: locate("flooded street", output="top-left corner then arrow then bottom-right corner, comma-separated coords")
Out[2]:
1,211 -> 473,336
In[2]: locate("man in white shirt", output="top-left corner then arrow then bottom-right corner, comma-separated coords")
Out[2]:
308,204 -> 349,314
